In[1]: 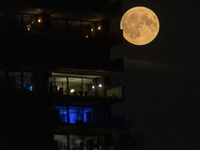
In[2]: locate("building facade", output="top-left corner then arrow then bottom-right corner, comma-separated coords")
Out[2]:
0,0 -> 124,149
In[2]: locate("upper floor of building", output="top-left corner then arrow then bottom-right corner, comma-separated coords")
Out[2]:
0,0 -> 122,39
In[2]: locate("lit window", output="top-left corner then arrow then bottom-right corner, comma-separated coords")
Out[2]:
56,106 -> 68,123
27,24 -> 31,31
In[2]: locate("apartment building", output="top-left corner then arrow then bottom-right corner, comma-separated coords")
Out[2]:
0,0 -> 124,149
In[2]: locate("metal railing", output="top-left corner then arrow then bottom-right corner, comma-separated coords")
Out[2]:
48,81 -> 123,99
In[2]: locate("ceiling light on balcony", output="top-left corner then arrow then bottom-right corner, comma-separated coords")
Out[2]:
38,19 -> 41,23
70,89 -> 75,93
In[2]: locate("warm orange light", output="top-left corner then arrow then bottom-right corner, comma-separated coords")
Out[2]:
91,28 -> 94,32
38,19 -> 41,23
27,24 -> 31,31
120,6 -> 160,45
98,26 -> 101,30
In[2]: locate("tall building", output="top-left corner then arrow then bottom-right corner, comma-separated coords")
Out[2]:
0,0 -> 124,149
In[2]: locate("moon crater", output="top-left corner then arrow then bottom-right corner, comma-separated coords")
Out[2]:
120,6 -> 160,45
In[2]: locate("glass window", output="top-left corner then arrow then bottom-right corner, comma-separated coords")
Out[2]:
8,72 -> 33,91
56,106 -> 68,123
69,106 -> 83,123
54,134 -> 68,150
83,107 -> 93,124
23,72 -> 32,91
55,77 -> 67,95
56,105 -> 93,124
69,135 -> 98,150
82,78 -> 94,96
68,77 -> 82,96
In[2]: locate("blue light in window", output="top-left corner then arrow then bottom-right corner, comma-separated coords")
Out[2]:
56,106 -> 93,124
69,113 -> 77,123
27,85 -> 32,91
56,106 -> 68,123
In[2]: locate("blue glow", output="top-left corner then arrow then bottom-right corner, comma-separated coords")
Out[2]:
27,85 -> 32,91
56,106 -> 68,123
56,106 -> 93,124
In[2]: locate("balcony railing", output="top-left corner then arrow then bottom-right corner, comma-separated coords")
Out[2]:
58,114 -> 125,129
48,82 -> 123,99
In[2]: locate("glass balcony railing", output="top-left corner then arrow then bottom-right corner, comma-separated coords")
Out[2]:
48,81 -> 123,99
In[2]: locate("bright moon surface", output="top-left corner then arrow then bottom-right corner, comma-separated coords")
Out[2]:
120,6 -> 160,45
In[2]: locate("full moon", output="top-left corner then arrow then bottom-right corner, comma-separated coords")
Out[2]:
120,6 -> 160,45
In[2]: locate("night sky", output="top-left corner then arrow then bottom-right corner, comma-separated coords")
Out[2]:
111,0 -> 200,149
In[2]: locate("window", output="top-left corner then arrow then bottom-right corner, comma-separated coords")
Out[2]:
69,106 -> 82,123
8,72 -> 33,91
49,75 -> 98,96
68,77 -> 82,96
54,134 -> 98,150
56,106 -> 93,124
56,106 -> 68,123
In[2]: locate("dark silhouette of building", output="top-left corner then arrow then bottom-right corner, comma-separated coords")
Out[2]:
0,0 -> 124,149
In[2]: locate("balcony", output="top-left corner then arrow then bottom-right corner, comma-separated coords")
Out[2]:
54,105 -> 124,131
49,81 -> 123,100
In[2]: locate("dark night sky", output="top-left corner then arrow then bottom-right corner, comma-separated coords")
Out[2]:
112,0 -> 200,69
111,0 -> 200,149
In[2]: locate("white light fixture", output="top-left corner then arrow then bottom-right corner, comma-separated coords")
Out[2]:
38,19 -> 41,23
98,26 -> 101,30
92,85 -> 95,89
70,89 -> 75,93
99,84 -> 102,87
